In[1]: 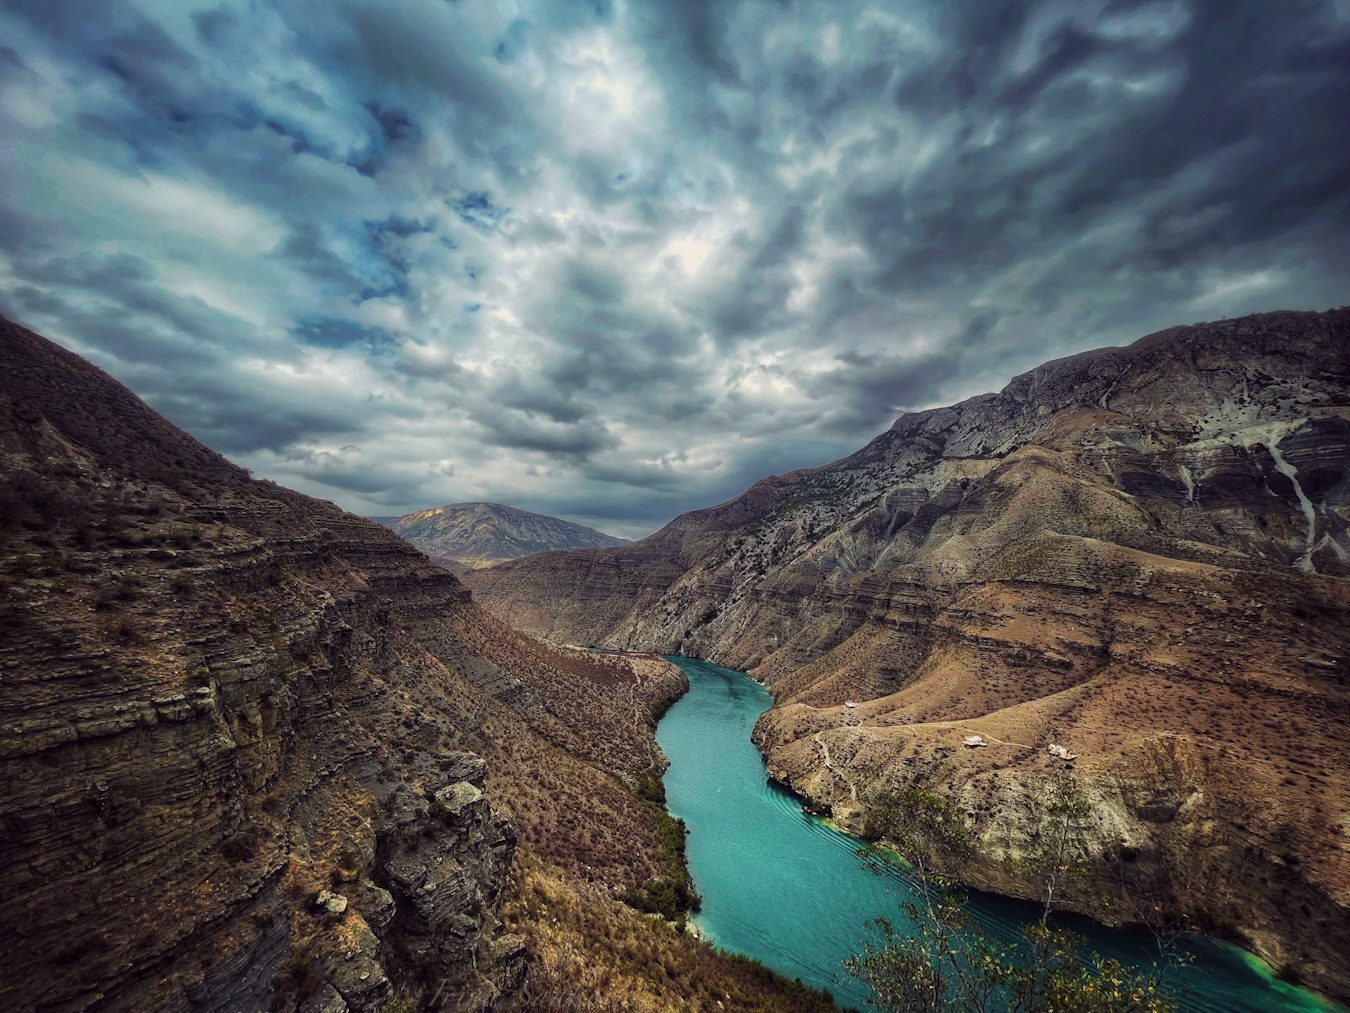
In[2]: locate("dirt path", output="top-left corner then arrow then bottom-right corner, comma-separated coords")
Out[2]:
957,725 -> 1031,749
813,731 -> 833,768
813,732 -> 859,803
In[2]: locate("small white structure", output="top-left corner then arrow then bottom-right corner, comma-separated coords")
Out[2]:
1047,743 -> 1078,761
845,701 -> 858,709
963,735 -> 988,748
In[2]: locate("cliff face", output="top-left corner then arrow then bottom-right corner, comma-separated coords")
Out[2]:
0,318 -> 685,1013
379,502 -> 628,572
466,309 -> 1350,996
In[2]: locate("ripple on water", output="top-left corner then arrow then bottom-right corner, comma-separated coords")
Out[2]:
657,656 -> 1346,1013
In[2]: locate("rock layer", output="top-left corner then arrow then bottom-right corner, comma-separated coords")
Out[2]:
466,309 -> 1350,997
0,317 -> 683,1013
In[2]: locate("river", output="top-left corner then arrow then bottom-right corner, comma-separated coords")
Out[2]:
656,655 -> 1343,1013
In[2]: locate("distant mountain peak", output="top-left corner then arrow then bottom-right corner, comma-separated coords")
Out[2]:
379,500 -> 628,570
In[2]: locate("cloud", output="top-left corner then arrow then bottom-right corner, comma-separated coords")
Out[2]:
799,350 -> 963,433
470,402 -> 620,458
0,0 -> 1346,537
292,316 -> 399,351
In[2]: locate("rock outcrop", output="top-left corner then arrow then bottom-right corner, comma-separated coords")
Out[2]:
0,317 -> 684,1013
378,502 -> 628,572
466,309 -> 1350,998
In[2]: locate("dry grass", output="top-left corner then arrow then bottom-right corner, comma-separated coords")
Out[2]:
505,853 -> 843,1013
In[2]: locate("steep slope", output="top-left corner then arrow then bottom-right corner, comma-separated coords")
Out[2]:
380,502 -> 627,572
465,308 -> 1350,997
0,318 -> 696,1013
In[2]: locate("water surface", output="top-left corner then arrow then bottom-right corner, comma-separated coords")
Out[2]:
657,656 -> 1342,1012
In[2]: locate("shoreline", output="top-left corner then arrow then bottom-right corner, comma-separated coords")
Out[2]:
760,732 -> 1348,1011
663,652 -> 1349,1012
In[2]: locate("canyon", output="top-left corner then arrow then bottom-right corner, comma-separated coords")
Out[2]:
0,317 -> 833,1013
465,309 -> 1350,999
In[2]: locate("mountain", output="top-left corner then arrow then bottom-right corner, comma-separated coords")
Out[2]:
379,502 -> 628,574
463,308 -> 1350,999
0,317 -> 834,1013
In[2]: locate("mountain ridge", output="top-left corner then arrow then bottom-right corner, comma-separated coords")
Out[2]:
380,501 -> 628,573
1,316 -> 860,1013
464,308 -> 1350,998
0,315 -> 845,1013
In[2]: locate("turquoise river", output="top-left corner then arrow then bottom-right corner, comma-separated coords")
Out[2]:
657,656 -> 1344,1013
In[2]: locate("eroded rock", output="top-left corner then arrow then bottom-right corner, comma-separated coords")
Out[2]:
466,309 -> 1350,1000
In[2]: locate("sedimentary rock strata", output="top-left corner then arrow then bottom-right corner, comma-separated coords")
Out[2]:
0,317 -> 684,1012
466,309 -> 1350,997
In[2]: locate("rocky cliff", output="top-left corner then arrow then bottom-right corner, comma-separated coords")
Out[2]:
466,309 -> 1350,997
379,502 -> 627,572
0,317 -> 687,1013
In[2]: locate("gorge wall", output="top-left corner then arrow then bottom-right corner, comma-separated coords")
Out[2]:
465,309 -> 1350,998
0,318 -> 692,1013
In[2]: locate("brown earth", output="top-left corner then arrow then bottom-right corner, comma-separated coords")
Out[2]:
0,317 -> 823,1013
502,854 -> 837,1013
465,309 -> 1350,999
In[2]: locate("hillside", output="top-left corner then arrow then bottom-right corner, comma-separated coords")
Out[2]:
0,317 -> 835,1013
379,502 -> 627,573
464,308 -> 1350,998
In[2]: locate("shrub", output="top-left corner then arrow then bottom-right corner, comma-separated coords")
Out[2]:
621,806 -> 701,921
849,775 -> 1182,1013
635,770 -> 667,806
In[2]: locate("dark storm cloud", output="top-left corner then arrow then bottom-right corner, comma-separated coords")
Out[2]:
566,259 -> 627,305
292,317 -> 398,351
707,206 -> 811,345
471,404 -> 620,457
640,0 -> 741,86
273,224 -> 368,293
279,445 -> 437,501
825,0 -> 1350,297
154,380 -> 376,456
581,459 -> 684,492
1,0 -> 1346,536
800,350 -> 962,433
1,251 -> 386,454
8,253 -> 263,368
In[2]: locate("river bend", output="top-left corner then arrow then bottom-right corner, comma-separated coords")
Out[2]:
656,656 -> 1341,1013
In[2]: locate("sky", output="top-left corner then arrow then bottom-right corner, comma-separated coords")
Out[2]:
1,1 -> 1347,539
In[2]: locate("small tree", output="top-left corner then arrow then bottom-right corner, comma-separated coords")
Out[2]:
847,778 -> 1180,1013
1010,765 -> 1096,925
1030,707 -> 1058,751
